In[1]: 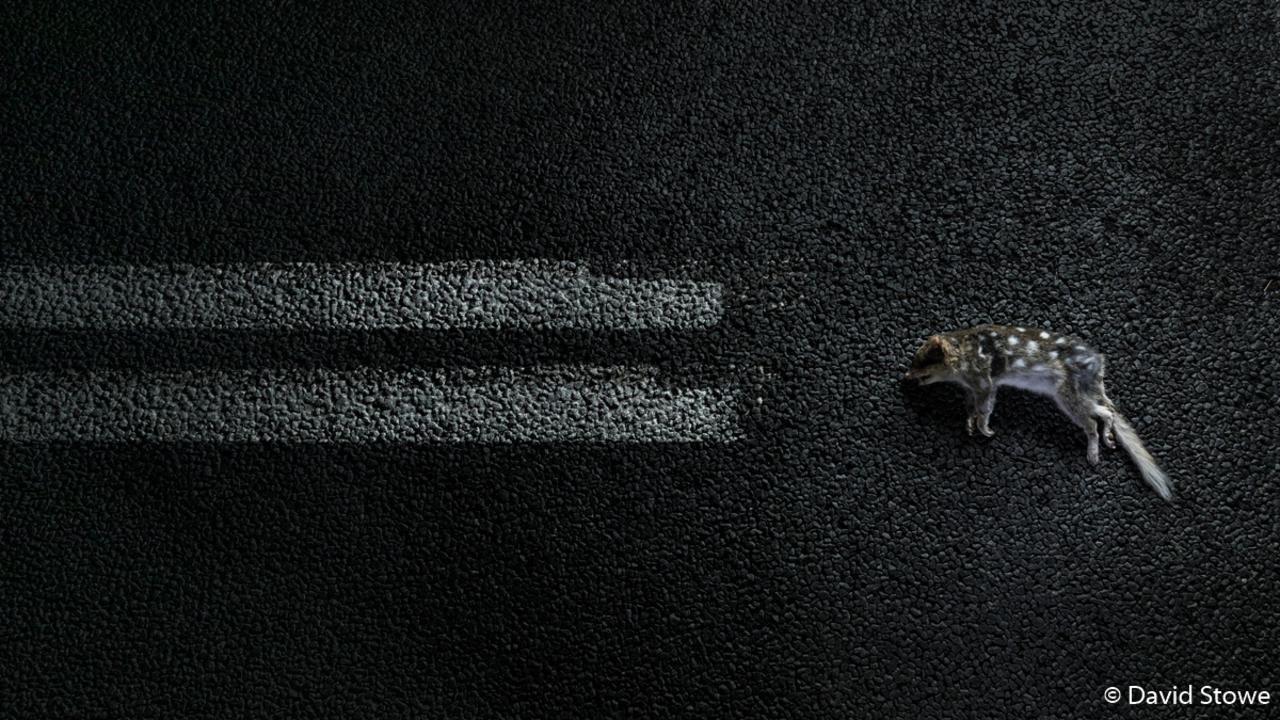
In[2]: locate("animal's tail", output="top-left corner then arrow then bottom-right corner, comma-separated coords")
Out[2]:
1110,409 -> 1173,502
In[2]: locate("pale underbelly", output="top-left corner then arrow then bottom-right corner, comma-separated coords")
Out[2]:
995,370 -> 1062,397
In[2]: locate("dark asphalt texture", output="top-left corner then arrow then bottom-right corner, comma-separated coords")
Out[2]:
3,2 -> 1279,718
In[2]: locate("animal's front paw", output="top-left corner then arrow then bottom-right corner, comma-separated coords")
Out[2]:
967,414 -> 994,438
976,415 -> 995,438
1087,446 -> 1100,465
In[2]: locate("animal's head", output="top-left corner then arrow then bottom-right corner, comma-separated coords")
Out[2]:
904,335 -> 956,385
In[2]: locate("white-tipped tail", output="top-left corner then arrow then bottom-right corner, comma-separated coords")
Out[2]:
1111,411 -> 1173,502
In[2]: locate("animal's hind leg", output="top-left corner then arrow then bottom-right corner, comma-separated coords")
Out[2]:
1094,402 -> 1116,449
1054,390 -> 1101,465
1080,414 -> 1101,465
1093,380 -> 1116,449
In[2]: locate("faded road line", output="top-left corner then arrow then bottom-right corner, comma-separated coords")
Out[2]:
0,261 -> 722,330
0,367 -> 740,443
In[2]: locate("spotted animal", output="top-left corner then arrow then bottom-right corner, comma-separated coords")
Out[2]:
904,324 -> 1172,501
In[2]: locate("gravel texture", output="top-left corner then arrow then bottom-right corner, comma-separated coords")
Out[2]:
1,1 -> 1278,718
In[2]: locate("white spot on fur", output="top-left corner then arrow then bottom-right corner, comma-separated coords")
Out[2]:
1016,326 -> 1026,332
1039,331 -> 1050,339
1056,337 -> 1067,345
1032,363 -> 1045,371
1048,351 -> 1058,360
1012,358 -> 1026,369
1007,335 -> 1019,345
1026,340 -> 1038,353
1074,345 -> 1087,352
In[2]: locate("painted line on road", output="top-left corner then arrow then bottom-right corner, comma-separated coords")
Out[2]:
0,261 -> 723,330
0,366 -> 741,443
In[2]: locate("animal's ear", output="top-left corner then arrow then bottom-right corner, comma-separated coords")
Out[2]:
922,335 -> 953,363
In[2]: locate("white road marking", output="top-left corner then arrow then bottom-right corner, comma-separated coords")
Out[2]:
0,261 -> 723,330
0,367 -> 741,443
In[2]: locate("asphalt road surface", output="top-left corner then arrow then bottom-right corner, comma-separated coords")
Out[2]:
2,2 -> 1278,718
